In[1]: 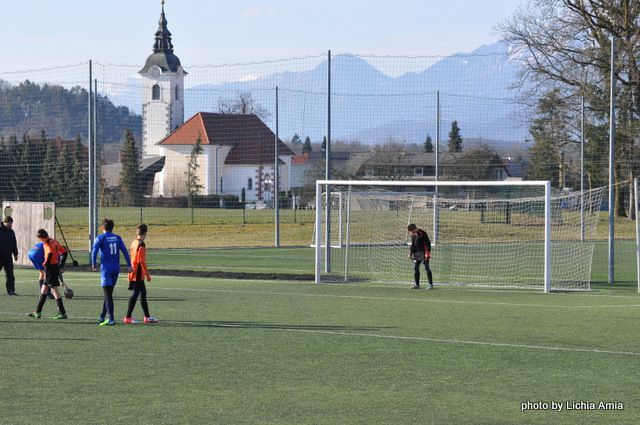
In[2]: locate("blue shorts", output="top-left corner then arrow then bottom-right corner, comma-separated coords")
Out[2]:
100,270 -> 119,287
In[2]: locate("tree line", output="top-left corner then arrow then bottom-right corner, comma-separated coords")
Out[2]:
0,79 -> 141,145
0,130 -> 87,206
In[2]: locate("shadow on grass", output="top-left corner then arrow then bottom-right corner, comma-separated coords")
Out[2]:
158,319 -> 393,332
590,280 -> 638,293
70,296 -> 188,302
0,335 -> 91,341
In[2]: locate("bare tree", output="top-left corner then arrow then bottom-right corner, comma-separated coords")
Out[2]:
499,0 -> 640,215
217,92 -> 271,119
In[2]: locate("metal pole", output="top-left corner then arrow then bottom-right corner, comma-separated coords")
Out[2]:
581,95 -> 585,242
344,185 -> 352,282
93,78 -> 99,235
88,60 -> 94,253
433,90 -> 440,244
544,181 -> 552,293
635,178 -> 639,294
315,181 -> 323,283
274,86 -> 280,247
324,50 -> 332,272
608,36 -> 616,284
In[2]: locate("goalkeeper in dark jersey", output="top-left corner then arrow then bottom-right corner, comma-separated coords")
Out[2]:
407,223 -> 433,290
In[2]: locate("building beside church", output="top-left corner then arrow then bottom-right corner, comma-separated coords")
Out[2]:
138,2 -> 294,203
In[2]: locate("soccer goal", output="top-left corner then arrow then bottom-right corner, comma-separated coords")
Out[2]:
314,180 -> 607,292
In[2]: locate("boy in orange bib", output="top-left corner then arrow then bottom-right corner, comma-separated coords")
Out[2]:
123,224 -> 157,324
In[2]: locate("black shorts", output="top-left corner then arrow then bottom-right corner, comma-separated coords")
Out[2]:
128,281 -> 146,291
45,265 -> 61,287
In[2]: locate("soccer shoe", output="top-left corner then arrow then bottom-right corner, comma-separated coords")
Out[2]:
411,284 -> 421,289
143,316 -> 158,324
52,314 -> 67,320
123,317 -> 137,325
26,311 -> 41,318
97,316 -> 105,324
99,319 -> 116,326
427,284 -> 434,290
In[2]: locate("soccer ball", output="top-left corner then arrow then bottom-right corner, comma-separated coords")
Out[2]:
64,287 -> 74,299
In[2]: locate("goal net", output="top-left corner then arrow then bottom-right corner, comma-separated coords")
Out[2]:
314,180 -> 607,292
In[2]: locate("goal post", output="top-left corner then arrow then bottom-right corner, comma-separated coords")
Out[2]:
315,180 -> 606,292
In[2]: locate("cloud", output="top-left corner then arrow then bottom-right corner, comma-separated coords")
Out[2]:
240,3 -> 275,18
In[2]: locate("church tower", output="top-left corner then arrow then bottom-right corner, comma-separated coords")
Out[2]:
139,0 -> 186,158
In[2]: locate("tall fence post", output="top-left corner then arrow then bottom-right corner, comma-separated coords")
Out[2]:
88,60 -> 94,254
608,36 -> 616,284
274,85 -> 280,247
433,90 -> 440,244
581,95 -> 585,242
635,178 -> 639,294
324,50 -> 332,272
93,78 -> 98,238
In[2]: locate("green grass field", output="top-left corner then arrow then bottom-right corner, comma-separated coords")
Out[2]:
1,261 -> 639,424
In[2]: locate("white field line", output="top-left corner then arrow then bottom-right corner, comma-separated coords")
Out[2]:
2,310 -> 639,357
19,279 -> 640,310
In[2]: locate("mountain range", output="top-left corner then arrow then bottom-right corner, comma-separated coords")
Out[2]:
106,41 -> 530,147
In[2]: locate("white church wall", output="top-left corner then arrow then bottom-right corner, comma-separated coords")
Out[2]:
160,145 -> 207,198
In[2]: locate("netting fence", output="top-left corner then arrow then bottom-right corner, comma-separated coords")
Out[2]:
0,51 -> 637,283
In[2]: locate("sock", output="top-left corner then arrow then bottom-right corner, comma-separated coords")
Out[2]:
414,272 -> 420,286
56,298 -> 66,316
38,279 -> 44,288
141,299 -> 150,318
36,294 -> 47,313
126,297 -> 137,318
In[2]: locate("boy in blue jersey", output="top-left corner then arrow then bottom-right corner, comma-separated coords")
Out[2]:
91,219 -> 132,326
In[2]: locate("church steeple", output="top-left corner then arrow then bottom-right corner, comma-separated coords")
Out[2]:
153,0 -> 174,53
139,0 -> 185,74
139,0 -> 186,162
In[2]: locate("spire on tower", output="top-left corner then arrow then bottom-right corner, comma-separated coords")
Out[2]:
140,0 -> 186,74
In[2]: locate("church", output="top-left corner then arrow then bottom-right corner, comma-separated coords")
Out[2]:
139,2 -> 294,204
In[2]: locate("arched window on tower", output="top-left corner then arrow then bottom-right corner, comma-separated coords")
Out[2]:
152,84 -> 160,100
175,85 -> 179,100
247,178 -> 253,190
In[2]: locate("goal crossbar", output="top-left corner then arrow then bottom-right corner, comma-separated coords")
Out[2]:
315,180 -> 552,292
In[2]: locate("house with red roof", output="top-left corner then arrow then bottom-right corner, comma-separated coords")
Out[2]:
155,112 -> 294,202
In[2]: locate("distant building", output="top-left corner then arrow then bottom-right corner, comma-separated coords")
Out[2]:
157,112 -> 294,201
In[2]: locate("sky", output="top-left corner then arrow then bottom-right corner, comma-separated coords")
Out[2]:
0,0 -> 526,71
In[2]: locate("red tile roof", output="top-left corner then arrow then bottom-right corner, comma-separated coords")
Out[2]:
158,112 -> 293,165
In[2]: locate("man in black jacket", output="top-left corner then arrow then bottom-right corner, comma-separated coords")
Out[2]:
0,216 -> 18,295
407,223 -> 433,290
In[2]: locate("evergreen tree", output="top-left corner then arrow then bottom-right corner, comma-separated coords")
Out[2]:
119,130 -> 140,206
321,136 -> 327,153
527,90 -> 572,187
302,137 -> 312,153
424,134 -> 433,153
185,134 -> 204,209
39,137 -> 57,201
69,135 -> 88,206
448,121 -> 463,153
6,135 -> 19,199
0,138 -> 6,200
56,143 -> 73,205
